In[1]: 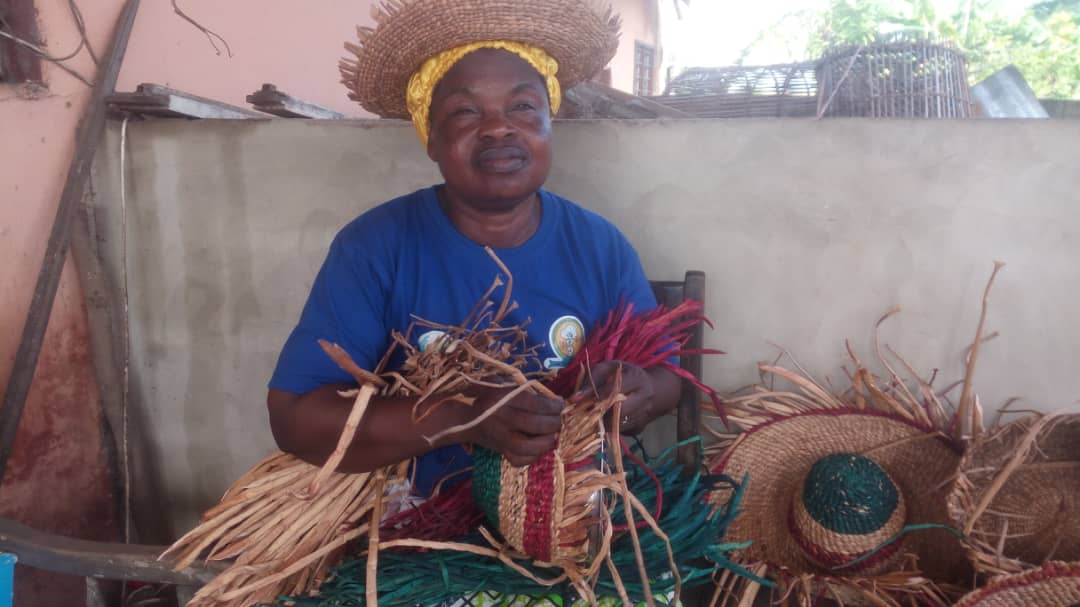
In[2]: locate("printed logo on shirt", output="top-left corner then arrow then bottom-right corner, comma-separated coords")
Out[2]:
417,330 -> 449,353
543,315 -> 585,370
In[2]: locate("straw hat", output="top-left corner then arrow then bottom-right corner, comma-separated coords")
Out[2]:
341,0 -> 621,119
953,561 -> 1080,607
713,410 -> 968,586
950,413 -> 1080,576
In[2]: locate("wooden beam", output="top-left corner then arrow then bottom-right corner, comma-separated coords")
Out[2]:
677,271 -> 705,471
0,517 -> 219,586
108,83 -> 267,119
0,0 -> 141,482
247,83 -> 346,119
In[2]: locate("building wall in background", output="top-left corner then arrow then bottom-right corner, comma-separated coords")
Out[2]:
609,0 -> 662,94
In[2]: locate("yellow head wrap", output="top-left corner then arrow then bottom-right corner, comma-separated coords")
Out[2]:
406,41 -> 562,145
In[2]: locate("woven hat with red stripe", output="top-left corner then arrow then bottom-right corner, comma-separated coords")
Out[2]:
954,561 -> 1080,607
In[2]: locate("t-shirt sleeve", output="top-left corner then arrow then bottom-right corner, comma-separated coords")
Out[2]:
268,229 -> 391,394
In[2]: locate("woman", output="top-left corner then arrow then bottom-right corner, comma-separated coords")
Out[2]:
266,0 -> 680,502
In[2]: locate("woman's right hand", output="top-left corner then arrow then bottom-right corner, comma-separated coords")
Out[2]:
463,386 -> 564,467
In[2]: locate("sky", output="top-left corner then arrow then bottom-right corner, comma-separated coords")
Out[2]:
668,0 -> 1040,68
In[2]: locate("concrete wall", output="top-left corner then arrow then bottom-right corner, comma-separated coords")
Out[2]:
88,117 -> 1080,532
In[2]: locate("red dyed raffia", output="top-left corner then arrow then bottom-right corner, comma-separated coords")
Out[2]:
523,451 -> 556,561
380,478 -> 484,543
547,300 -> 724,421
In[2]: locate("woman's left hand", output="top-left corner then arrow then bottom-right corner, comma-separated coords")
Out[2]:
569,361 -> 679,435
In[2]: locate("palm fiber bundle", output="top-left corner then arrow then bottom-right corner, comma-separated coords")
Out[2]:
160,400 -> 400,607
702,263 -> 1009,607
284,439 -> 759,606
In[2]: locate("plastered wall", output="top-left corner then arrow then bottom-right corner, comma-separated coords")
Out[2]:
89,117 -> 1080,531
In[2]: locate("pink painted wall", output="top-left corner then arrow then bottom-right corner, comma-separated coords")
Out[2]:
0,1 -> 656,603
116,0 -> 377,115
0,3 -> 123,605
609,0 -> 662,94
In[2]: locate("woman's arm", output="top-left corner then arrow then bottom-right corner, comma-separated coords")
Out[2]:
267,384 -> 565,471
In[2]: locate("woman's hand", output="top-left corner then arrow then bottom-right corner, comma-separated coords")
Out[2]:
462,386 -> 564,467
569,361 -> 680,435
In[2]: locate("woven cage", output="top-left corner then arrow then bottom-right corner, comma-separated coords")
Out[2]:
816,34 -> 975,118
653,62 -> 818,119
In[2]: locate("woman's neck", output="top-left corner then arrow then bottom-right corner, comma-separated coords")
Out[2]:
437,188 -> 542,249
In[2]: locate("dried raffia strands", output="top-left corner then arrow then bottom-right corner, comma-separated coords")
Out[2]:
701,263 -> 1012,607
948,413 -> 1080,579
943,260 -> 1080,582
286,438 -> 757,606
162,386 -> 392,607
162,248 -> 560,607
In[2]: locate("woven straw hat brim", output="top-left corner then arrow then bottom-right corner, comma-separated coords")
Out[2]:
713,409 -> 967,583
954,561 -> 1080,607
342,0 -> 621,119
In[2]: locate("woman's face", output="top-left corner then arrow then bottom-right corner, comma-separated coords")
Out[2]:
426,49 -> 553,211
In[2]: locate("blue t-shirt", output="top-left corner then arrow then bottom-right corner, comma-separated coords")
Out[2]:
269,186 -> 658,496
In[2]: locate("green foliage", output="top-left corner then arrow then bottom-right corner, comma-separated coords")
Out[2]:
743,0 -> 1080,99
963,6 -> 1080,98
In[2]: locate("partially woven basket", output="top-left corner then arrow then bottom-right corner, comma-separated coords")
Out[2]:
953,561 -> 1080,607
949,413 -> 1080,577
472,393 -> 610,565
